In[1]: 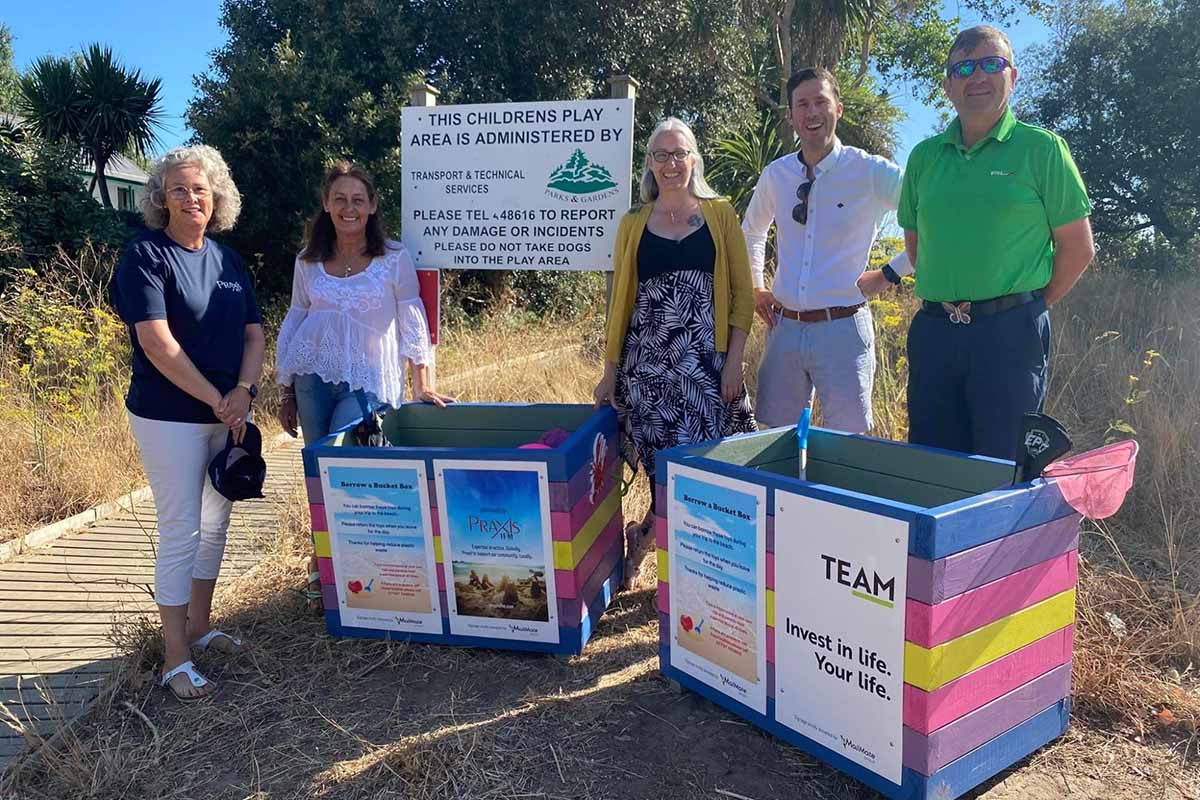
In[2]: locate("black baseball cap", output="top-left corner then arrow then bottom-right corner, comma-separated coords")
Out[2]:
208,422 -> 267,502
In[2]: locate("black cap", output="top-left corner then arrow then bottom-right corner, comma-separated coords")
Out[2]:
208,422 -> 267,502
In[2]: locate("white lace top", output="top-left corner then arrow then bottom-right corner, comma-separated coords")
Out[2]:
274,241 -> 432,406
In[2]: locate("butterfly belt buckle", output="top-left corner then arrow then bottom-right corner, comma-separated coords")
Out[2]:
941,301 -> 972,325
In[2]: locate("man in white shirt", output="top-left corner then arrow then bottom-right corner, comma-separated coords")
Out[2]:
743,67 -> 910,432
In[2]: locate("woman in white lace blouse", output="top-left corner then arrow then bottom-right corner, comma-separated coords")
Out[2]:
275,162 -> 452,606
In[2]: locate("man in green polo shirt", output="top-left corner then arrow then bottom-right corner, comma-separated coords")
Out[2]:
892,25 -> 1094,460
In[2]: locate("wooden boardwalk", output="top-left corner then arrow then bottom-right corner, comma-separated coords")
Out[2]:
0,438 -> 303,765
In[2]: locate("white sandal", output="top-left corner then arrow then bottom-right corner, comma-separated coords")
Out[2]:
161,660 -> 213,701
191,629 -> 244,654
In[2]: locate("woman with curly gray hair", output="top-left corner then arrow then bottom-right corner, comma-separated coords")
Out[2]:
110,144 -> 265,700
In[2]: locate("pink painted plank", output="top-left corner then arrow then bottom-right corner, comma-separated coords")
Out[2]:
907,514 -> 1080,604
903,663 -> 1072,775
551,469 -> 617,541
657,580 -> 669,614
656,514 -> 667,550
305,476 -> 323,504
553,515 -> 623,598
431,512 -> 441,537
905,551 -> 1078,648
317,557 -> 335,585
903,625 -> 1073,734
310,503 -> 327,532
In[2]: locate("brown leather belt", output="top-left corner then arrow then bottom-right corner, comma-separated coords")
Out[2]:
777,302 -> 865,323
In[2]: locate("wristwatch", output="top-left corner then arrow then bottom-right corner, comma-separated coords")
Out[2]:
237,381 -> 259,400
881,264 -> 902,285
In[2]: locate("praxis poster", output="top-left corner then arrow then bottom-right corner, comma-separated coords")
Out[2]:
435,460 -> 559,643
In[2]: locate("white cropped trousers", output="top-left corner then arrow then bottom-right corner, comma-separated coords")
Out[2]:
127,413 -> 234,606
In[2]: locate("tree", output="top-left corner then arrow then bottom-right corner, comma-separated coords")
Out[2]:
0,25 -> 20,113
188,0 -> 426,295
1020,0 -> 1199,249
18,45 -> 164,208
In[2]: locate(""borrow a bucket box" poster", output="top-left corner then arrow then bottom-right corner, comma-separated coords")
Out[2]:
320,458 -> 442,634
667,463 -> 767,714
435,460 -> 559,643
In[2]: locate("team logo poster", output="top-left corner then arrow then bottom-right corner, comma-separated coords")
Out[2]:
435,460 -> 559,643
773,490 -> 909,785
667,463 -> 767,715
319,457 -> 441,634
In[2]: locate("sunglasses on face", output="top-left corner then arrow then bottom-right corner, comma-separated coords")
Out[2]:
792,180 -> 812,225
651,149 -> 691,163
946,55 -> 1010,79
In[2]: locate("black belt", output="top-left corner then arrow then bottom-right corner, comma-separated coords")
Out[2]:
921,291 -> 1041,325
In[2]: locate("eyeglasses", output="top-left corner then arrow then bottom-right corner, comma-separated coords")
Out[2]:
792,181 -> 812,225
165,186 -> 211,201
651,149 -> 691,164
946,55 -> 1010,79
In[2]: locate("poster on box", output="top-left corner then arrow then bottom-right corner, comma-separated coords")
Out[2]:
435,460 -> 559,643
667,463 -> 767,715
401,98 -> 633,271
773,490 -> 909,785
319,457 -> 442,634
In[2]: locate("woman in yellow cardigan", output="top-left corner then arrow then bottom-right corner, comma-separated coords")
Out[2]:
594,117 -> 756,583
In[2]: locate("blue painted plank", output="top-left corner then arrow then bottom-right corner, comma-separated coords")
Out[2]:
914,480 -> 1078,559
662,454 -> 923,524
578,558 -> 622,652
557,406 -> 617,485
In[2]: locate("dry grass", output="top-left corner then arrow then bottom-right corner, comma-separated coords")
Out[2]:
2,268 -> 1200,799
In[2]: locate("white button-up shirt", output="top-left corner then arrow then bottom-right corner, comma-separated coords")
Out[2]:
742,139 -> 908,311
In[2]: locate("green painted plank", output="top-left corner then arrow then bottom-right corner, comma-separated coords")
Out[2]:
383,428 -> 555,450
734,457 -> 970,509
682,429 -> 796,467
385,404 -> 594,438
808,429 -> 1012,495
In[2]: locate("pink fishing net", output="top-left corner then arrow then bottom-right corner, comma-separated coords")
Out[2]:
1042,439 -> 1139,520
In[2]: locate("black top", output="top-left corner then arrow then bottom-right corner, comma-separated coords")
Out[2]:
636,224 -> 715,282
110,230 -> 262,423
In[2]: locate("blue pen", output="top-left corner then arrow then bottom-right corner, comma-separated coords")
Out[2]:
796,407 -> 811,481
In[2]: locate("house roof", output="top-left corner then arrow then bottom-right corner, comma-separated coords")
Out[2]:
2,112 -> 151,185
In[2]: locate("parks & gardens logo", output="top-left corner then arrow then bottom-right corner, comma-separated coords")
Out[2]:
545,149 -> 620,203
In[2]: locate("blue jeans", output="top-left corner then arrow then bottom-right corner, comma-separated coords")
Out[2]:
906,296 -> 1050,461
293,374 -> 381,446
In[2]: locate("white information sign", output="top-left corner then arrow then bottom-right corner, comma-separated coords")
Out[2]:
401,98 -> 634,271
773,490 -> 909,785
667,463 -> 768,715
435,460 -> 559,644
319,457 -> 442,634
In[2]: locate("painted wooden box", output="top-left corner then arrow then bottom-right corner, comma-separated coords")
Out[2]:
302,403 -> 623,656
654,426 -> 1079,800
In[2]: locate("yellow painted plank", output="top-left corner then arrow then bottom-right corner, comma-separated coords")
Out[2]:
657,549 -> 669,583
551,488 -> 620,570
904,589 -> 1077,692
433,535 -> 443,564
313,530 -> 331,558
767,589 -> 775,629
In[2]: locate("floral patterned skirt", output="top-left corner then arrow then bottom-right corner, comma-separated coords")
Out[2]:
615,269 -> 756,495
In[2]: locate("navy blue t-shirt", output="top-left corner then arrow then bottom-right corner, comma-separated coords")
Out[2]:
111,230 -> 262,423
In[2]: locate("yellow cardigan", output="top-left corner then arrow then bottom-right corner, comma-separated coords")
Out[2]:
604,198 -> 755,364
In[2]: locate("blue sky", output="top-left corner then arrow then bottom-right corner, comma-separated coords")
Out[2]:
6,2 -> 1048,164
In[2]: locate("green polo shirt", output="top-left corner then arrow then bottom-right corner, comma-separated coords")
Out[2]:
898,107 -> 1091,302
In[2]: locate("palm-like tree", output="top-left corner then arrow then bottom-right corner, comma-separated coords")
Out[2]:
19,44 -> 163,207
